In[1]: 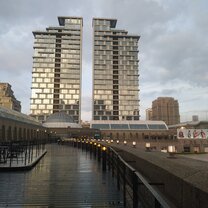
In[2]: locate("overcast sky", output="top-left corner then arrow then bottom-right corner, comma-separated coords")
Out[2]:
0,0 -> 208,121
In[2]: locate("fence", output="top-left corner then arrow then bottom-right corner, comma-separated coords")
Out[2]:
62,139 -> 176,208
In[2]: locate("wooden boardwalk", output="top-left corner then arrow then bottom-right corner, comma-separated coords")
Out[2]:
0,144 -> 123,207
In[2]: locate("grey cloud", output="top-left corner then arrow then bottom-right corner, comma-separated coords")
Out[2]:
0,0 -> 207,120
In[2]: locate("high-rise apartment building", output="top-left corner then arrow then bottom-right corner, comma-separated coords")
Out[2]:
92,18 -> 140,121
0,83 -> 21,112
152,97 -> 180,125
30,17 -> 83,123
145,108 -> 153,120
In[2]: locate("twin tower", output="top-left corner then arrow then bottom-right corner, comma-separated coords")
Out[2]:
30,17 -> 140,123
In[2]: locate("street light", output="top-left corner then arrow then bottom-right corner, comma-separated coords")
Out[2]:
132,141 -> 136,148
102,146 -> 107,151
145,143 -> 151,151
124,140 -> 127,145
168,145 -> 176,158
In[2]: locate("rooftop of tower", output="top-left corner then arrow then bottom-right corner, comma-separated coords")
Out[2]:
92,18 -> 117,28
58,16 -> 83,26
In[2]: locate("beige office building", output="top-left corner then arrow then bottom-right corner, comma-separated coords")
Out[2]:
30,17 -> 83,123
152,97 -> 180,125
92,18 -> 140,121
0,83 -> 21,112
146,108 -> 153,120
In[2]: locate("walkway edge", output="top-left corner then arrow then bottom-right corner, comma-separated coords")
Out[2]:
0,150 -> 47,171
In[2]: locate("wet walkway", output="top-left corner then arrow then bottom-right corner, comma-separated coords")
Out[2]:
0,144 -> 123,207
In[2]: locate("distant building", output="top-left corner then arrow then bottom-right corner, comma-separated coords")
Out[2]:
0,106 -> 44,141
81,121 -> 90,128
92,18 -> 140,121
145,108 -> 152,120
43,111 -> 100,139
192,115 -> 199,122
30,17 -> 83,123
0,83 -> 21,112
90,120 -> 170,140
168,120 -> 208,130
152,97 -> 180,125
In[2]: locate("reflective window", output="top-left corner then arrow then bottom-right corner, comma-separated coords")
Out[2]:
129,124 -> 148,129
111,124 -> 129,129
91,124 -> 110,129
148,124 -> 167,130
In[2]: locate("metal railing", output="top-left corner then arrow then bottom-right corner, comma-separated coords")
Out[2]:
62,139 -> 176,208
0,139 -> 46,167
107,147 -> 175,208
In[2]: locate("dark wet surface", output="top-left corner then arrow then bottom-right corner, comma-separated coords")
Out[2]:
0,144 -> 123,207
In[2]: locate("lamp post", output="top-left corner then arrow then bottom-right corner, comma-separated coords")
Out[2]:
36,129 -> 39,139
102,146 -> 107,171
145,142 -> 151,151
132,141 -> 136,148
168,145 -> 176,158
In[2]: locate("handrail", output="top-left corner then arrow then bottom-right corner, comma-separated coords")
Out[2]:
67,140 -> 177,208
109,146 -> 176,208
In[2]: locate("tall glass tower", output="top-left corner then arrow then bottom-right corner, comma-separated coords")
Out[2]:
92,18 -> 140,121
30,17 -> 83,123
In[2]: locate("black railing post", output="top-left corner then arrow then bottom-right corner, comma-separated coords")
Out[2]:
108,148 -> 111,171
9,141 -> 12,167
123,163 -> 126,207
31,141 -> 34,162
97,145 -> 101,162
112,151 -> 114,178
117,155 -> 120,190
155,198 -> 162,208
28,141 -> 31,164
24,141 -> 28,165
86,142 -> 89,151
93,143 -> 97,158
81,141 -> 84,150
90,142 -> 93,154
133,171 -> 138,208
102,147 -> 107,171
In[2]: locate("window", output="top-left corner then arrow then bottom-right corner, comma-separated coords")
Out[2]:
111,124 -> 129,129
91,124 -> 110,129
148,124 -> 167,130
129,124 -> 148,129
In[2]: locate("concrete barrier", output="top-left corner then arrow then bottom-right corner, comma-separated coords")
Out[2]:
111,144 -> 208,208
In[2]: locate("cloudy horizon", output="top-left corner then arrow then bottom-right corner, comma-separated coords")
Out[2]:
0,0 -> 208,122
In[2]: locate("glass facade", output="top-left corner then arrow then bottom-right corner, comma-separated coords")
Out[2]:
91,122 -> 168,130
30,17 -> 83,123
92,18 -> 140,121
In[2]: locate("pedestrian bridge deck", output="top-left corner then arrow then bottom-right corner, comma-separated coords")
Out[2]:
0,144 -> 123,207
